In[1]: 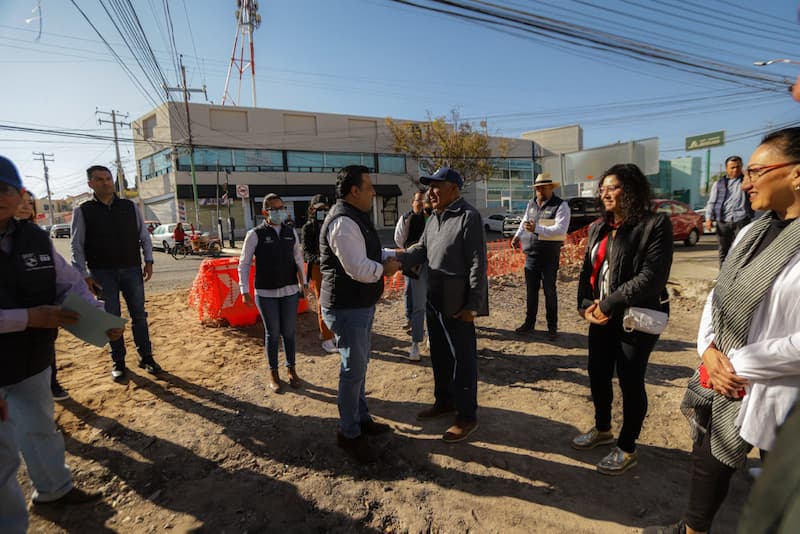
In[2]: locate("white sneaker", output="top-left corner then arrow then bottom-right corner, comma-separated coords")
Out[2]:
321,339 -> 338,353
407,342 -> 421,361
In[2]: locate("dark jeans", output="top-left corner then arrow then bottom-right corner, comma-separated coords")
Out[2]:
716,219 -> 748,265
255,292 -> 299,370
684,413 -> 751,532
524,250 -> 560,331
587,320 -> 659,452
90,267 -> 152,364
426,303 -> 478,421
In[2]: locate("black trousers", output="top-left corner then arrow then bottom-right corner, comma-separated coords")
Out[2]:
426,303 -> 478,421
587,320 -> 659,452
524,249 -> 560,332
685,412 -> 736,532
716,219 -> 748,265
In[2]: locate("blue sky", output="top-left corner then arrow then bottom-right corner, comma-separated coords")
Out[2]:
1,0 -> 799,200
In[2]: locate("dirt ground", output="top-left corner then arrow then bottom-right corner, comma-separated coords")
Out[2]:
21,271 -> 758,533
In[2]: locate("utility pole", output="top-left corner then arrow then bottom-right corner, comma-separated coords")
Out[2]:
164,55 -> 207,230
32,152 -> 55,226
96,109 -> 130,199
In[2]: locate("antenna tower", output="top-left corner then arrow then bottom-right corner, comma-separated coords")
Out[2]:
222,0 -> 261,107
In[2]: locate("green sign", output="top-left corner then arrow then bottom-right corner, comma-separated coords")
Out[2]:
685,130 -> 725,151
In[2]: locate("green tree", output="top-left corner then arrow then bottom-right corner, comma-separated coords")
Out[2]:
385,110 -> 507,187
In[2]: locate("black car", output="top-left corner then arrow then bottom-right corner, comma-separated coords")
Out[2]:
565,196 -> 602,233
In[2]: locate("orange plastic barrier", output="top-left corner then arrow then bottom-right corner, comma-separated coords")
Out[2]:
189,257 -> 308,326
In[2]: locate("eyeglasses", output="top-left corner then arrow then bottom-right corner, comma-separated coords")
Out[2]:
598,185 -> 622,194
744,161 -> 800,183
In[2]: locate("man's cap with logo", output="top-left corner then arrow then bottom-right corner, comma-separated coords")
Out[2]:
419,167 -> 464,189
0,156 -> 23,191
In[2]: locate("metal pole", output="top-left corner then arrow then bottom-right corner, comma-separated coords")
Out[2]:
225,168 -> 235,248
705,148 -> 711,196
181,61 -> 201,230
111,110 -> 125,198
215,160 -> 221,238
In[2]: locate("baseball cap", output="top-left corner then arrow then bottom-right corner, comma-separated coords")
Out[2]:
0,156 -> 23,191
419,167 -> 464,189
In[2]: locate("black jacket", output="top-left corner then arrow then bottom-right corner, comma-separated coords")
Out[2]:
301,219 -> 323,265
577,212 -> 673,317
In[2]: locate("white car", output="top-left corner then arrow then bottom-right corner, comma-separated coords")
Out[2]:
150,223 -> 203,252
483,213 -> 521,236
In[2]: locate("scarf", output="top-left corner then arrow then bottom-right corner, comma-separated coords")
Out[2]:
681,212 -> 800,467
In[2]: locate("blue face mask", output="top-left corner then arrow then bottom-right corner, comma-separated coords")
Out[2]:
269,209 -> 290,225
315,210 -> 328,221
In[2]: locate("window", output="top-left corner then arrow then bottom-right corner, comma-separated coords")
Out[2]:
671,202 -> 688,214
382,196 -> 398,227
232,149 -> 283,171
325,153 -> 365,170
142,115 -> 156,139
286,151 -> 324,172
378,154 -> 406,174
656,203 -> 673,215
138,148 -> 173,181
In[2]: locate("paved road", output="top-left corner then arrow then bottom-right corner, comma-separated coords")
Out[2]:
51,238 -> 214,294
53,230 -> 720,295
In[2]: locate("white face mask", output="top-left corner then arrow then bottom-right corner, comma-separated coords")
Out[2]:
315,210 -> 328,221
269,209 -> 290,225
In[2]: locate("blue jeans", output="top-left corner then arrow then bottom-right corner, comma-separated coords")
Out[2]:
0,368 -> 72,530
90,267 -> 152,364
322,306 -> 375,439
407,268 -> 428,343
255,293 -> 299,369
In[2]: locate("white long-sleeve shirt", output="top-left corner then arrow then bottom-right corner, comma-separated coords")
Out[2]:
394,213 -> 410,249
238,224 -> 305,298
513,198 -> 571,245
326,217 -> 391,284
696,225 -> 800,451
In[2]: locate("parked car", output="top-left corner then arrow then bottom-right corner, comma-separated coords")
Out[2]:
652,199 -> 704,246
564,196 -> 603,233
150,223 -> 203,252
50,223 -> 71,239
483,213 -> 521,237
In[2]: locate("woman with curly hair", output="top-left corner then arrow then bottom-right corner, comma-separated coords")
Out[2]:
572,163 -> 674,475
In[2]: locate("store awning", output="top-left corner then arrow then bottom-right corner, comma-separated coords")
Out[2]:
176,183 -> 402,199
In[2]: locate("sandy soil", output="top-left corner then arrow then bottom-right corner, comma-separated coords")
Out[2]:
20,272 -> 758,533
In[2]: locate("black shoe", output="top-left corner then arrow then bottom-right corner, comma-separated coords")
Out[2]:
51,382 -> 70,401
32,487 -> 102,507
336,433 -> 375,464
111,363 -> 127,381
642,521 -> 686,534
138,357 -> 162,374
547,330 -> 559,341
514,322 -> 534,334
361,419 -> 392,435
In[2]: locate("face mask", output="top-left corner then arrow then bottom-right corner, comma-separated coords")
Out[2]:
269,209 -> 290,225
315,210 -> 328,221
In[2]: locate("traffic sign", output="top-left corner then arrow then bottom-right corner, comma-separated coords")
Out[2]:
236,184 -> 250,199
685,130 -> 725,151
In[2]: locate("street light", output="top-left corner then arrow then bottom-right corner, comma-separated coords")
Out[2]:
753,58 -> 800,66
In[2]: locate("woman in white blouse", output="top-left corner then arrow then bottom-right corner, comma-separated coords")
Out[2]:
645,128 -> 800,534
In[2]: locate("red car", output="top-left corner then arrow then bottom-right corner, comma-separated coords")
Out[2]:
652,199 -> 703,246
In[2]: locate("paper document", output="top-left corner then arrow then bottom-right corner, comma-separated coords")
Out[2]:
536,218 -> 567,242
61,293 -> 128,347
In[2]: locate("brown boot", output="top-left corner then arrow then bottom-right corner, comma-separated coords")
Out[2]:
287,367 -> 301,389
268,369 -> 282,393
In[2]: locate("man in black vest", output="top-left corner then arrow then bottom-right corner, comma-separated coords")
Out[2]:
71,165 -> 161,381
320,165 -> 401,464
399,167 -> 488,443
0,157 -> 123,530
511,173 -> 571,340
393,190 -> 428,361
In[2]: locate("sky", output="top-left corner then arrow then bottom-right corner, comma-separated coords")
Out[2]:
1,0 -> 799,201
